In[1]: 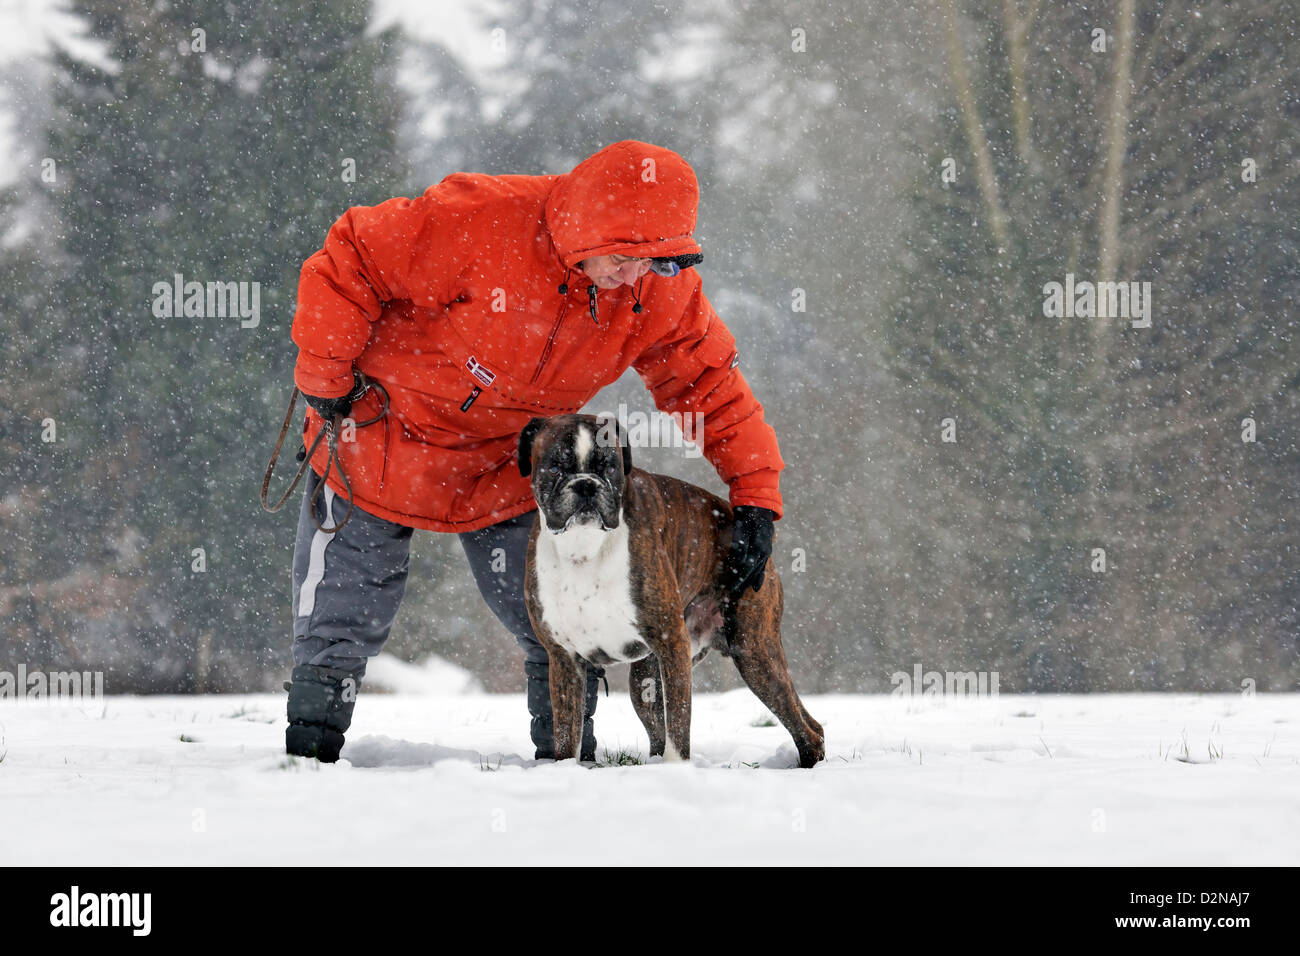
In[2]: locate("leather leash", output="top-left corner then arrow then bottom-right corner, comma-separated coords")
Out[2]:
261,371 -> 389,533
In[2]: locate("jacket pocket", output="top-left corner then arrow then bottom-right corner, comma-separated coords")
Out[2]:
687,319 -> 738,370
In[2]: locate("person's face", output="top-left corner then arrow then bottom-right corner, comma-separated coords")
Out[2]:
578,254 -> 652,290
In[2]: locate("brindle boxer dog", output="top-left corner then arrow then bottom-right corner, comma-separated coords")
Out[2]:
518,413 -> 824,768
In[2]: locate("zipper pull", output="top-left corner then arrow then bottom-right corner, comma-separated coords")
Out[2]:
461,386 -> 481,412
587,284 -> 599,324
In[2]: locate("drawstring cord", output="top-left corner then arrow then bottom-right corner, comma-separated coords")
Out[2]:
562,264 -> 647,326
559,265 -> 601,326
632,275 -> 645,314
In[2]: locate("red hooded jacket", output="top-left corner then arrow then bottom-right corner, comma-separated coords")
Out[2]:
291,140 -> 784,533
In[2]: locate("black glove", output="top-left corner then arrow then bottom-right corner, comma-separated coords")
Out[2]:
721,505 -> 776,595
302,391 -> 352,421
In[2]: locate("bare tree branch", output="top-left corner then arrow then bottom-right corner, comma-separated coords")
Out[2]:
1097,0 -> 1136,286
1003,0 -> 1035,168
936,0 -> 1010,249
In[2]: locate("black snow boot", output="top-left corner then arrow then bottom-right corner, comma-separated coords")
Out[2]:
525,659 -> 602,761
285,664 -> 360,762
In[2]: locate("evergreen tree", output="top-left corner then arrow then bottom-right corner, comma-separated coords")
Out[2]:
878,0 -> 1300,689
23,0 -> 405,690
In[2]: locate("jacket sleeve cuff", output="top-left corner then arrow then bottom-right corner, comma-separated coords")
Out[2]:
294,351 -> 354,398
728,469 -> 784,520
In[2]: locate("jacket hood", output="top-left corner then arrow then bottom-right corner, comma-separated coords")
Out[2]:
544,140 -> 703,269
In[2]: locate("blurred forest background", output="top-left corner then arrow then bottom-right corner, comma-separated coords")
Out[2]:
0,0 -> 1295,694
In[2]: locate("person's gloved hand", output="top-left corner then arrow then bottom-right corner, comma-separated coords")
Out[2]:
721,505 -> 776,595
304,370 -> 372,422
303,391 -> 352,421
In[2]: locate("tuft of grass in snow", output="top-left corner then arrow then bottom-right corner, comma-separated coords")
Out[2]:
1169,728 -> 1222,764
596,747 -> 645,767
883,739 -> 923,765
1208,722 -> 1223,761
223,705 -> 276,724
276,756 -> 320,772
478,755 -> 502,772
749,714 -> 778,728
178,734 -> 197,743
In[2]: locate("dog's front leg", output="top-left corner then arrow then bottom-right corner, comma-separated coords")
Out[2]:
657,625 -> 693,762
549,651 -> 587,762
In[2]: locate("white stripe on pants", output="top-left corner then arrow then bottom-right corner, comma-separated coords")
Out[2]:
296,481 -> 336,618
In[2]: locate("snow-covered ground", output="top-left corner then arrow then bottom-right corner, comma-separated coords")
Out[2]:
1,686 -> 1296,865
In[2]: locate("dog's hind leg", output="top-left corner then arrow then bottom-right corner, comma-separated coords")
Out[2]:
731,647 -> 824,768
657,626 -> 694,762
798,700 -> 825,741
729,587 -> 825,768
629,655 -> 666,757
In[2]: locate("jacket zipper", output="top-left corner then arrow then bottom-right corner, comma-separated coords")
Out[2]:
531,290 -> 578,384
463,281 -> 593,407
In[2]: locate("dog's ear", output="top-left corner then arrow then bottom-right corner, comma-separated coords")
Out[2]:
518,417 -> 548,477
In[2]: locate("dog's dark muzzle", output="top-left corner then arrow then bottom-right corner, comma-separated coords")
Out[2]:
553,474 -> 620,530
567,475 -> 602,501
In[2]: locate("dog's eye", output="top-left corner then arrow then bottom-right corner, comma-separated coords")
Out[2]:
548,465 -> 562,474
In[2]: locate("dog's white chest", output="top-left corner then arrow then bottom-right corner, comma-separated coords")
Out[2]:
533,518 -> 648,665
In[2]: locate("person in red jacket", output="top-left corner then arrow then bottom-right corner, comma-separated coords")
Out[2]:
284,140 -> 784,763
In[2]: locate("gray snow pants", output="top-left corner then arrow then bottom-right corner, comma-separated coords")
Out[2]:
291,468 -> 549,676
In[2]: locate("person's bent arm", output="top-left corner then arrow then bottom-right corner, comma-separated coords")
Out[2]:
633,279 -> 785,520
292,190 -> 465,398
